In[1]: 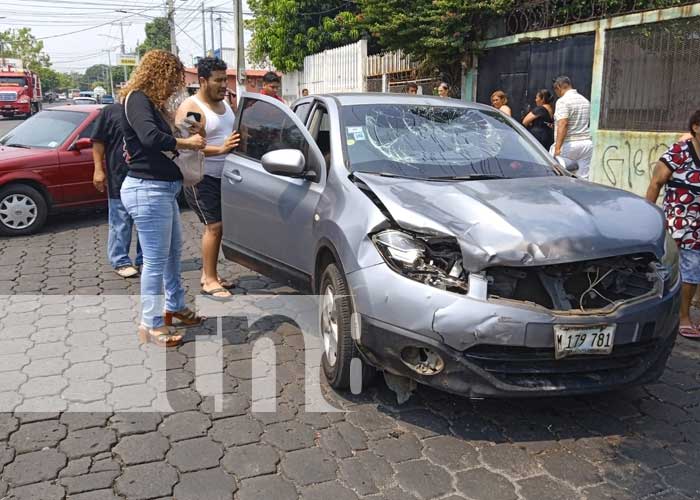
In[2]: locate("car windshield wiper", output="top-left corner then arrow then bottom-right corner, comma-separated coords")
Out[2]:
3,143 -> 30,149
352,171 -> 424,180
426,174 -> 505,181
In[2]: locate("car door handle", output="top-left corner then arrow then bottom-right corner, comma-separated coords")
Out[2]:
224,170 -> 243,183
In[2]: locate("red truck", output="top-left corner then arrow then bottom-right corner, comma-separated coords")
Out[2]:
0,60 -> 42,118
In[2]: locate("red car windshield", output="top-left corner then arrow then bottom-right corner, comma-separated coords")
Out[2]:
0,110 -> 88,149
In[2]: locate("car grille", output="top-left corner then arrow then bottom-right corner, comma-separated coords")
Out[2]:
463,324 -> 662,389
0,92 -> 17,102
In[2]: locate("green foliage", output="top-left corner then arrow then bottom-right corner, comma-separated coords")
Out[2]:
247,1 -> 361,72
137,17 -> 171,56
0,28 -> 50,71
36,67 -> 73,92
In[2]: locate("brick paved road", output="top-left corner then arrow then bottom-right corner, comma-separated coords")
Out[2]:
0,209 -> 699,500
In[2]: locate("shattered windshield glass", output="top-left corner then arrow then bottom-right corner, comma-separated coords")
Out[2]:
341,104 -> 557,179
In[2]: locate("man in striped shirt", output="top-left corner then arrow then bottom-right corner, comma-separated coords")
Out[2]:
552,76 -> 593,180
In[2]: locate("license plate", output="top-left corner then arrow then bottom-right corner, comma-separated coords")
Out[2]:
553,325 -> 616,359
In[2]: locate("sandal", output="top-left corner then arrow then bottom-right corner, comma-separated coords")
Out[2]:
138,325 -> 184,347
201,277 -> 236,290
679,325 -> 700,339
164,307 -> 205,327
200,287 -> 232,301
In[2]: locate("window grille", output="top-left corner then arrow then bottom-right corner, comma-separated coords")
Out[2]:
599,17 -> 700,131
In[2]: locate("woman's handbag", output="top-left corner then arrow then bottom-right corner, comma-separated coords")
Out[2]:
123,92 -> 204,187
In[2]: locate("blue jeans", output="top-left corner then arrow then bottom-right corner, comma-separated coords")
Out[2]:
120,177 -> 186,328
107,197 -> 142,269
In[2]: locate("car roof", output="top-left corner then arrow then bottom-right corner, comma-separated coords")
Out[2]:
49,104 -> 105,113
324,92 -> 493,111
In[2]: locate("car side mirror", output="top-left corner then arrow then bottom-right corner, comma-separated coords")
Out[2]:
261,149 -> 309,178
556,156 -> 579,173
72,138 -> 92,151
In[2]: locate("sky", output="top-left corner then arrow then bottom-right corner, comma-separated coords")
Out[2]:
0,0 -> 252,75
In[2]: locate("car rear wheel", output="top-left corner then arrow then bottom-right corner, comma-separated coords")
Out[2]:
0,184 -> 48,236
319,262 -> 375,391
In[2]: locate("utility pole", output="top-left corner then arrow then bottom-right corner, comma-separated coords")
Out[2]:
119,22 -> 127,82
201,3 -> 207,57
167,0 -> 178,55
216,16 -> 223,56
209,7 -> 215,57
233,0 -> 244,103
105,50 -> 114,96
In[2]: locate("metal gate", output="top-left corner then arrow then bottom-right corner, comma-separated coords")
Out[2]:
476,34 -> 595,120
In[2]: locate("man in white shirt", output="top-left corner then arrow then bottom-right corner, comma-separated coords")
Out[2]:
552,76 -> 593,179
176,57 -> 240,298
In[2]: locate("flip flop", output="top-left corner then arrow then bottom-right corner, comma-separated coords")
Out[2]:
201,277 -> 237,290
679,325 -> 700,339
200,287 -> 232,301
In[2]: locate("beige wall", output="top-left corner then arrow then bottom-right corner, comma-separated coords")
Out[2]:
589,130 -> 679,198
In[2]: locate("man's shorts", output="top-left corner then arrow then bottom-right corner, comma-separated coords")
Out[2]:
680,248 -> 700,285
184,175 -> 222,225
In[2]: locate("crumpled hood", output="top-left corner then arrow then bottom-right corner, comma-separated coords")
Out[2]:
354,173 -> 666,272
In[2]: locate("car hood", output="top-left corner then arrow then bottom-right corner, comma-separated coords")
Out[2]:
0,145 -> 56,166
353,173 -> 666,272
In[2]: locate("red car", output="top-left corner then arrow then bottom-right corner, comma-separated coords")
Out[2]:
0,105 -> 107,236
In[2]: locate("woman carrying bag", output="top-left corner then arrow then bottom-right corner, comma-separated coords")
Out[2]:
119,49 -> 207,347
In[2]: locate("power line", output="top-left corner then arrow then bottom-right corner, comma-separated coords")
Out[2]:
36,7 -> 155,40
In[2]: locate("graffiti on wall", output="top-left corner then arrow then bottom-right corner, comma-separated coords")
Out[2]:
591,132 -> 679,197
600,141 -> 670,188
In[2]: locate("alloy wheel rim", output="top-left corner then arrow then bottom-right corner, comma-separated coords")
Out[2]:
0,194 -> 38,230
321,285 -> 339,367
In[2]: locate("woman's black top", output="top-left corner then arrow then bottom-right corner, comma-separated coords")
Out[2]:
122,90 -> 182,181
529,105 -> 554,150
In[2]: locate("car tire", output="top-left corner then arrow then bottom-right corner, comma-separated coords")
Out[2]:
0,184 -> 48,236
319,262 -> 376,391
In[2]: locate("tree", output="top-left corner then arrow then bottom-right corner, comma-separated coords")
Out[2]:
247,1 -> 361,72
36,67 -> 73,92
356,0 -> 513,88
0,28 -> 50,71
137,17 -> 171,56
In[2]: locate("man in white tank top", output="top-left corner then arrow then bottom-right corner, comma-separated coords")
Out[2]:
176,57 -> 239,298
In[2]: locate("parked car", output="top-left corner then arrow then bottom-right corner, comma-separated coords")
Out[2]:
221,92 -> 680,399
57,93 -> 67,100
0,105 -> 106,235
71,97 -> 97,105
101,94 -> 115,104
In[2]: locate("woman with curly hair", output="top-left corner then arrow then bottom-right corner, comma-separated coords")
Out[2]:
119,49 -> 207,347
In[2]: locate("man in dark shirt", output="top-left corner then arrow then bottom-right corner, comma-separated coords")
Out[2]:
92,103 -> 142,278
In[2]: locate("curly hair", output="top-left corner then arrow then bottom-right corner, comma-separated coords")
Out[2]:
120,50 -> 185,110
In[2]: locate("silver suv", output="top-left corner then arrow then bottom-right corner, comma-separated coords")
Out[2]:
222,92 -> 680,398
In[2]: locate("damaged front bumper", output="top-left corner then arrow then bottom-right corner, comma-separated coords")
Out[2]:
348,263 -> 680,398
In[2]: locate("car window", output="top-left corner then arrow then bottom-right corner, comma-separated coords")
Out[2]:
237,98 -> 307,161
341,104 -> 558,179
78,121 -> 95,140
294,102 -> 312,125
0,110 -> 88,149
308,106 -> 331,167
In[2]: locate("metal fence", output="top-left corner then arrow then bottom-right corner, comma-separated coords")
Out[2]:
599,17 -> 700,131
506,0 -> 696,35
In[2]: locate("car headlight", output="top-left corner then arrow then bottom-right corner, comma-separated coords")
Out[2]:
372,229 -> 467,293
661,232 -> 680,287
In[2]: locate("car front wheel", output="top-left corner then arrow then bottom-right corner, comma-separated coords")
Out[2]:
0,184 -> 48,236
319,262 -> 375,391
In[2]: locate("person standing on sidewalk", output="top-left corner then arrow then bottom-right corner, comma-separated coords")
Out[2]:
552,76 -> 593,179
92,103 -> 142,278
646,110 -> 700,339
175,57 -> 240,299
119,49 -> 207,347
